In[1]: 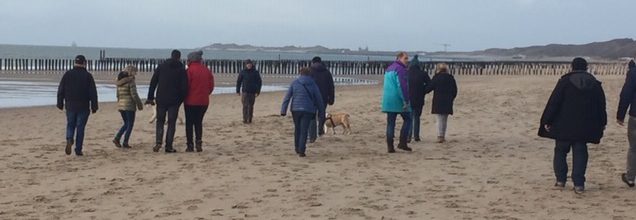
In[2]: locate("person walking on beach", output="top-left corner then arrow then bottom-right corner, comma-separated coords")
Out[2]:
112,65 -> 143,149
57,55 -> 98,156
382,52 -> 412,153
424,63 -> 457,143
408,55 -> 431,142
236,59 -> 262,124
184,51 -> 214,152
539,57 -> 607,194
617,60 -> 636,188
146,50 -> 188,153
308,56 -> 335,142
281,67 -> 325,157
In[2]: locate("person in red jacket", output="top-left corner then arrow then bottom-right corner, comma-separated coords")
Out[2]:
184,51 -> 214,152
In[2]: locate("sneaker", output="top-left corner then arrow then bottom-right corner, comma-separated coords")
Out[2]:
309,139 -> 316,143
122,144 -> 132,149
152,144 -> 162,152
165,148 -> 177,153
75,151 -> 84,156
298,153 -> 306,157
554,182 -> 565,189
112,139 -> 122,148
573,186 -> 585,194
414,138 -> 421,142
437,136 -> 446,143
195,142 -> 203,152
622,173 -> 635,188
65,139 -> 74,155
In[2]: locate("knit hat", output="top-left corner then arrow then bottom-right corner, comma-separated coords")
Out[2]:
312,56 -> 322,63
74,55 -> 86,65
571,57 -> 588,71
187,50 -> 203,62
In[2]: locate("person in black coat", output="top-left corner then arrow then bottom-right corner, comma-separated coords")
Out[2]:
616,60 -> 636,187
236,59 -> 263,124
146,50 -> 189,153
408,55 -> 431,142
538,57 -> 607,194
424,63 -> 457,143
307,56 -> 335,142
57,55 -> 98,156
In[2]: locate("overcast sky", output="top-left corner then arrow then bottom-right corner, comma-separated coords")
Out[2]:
0,0 -> 633,52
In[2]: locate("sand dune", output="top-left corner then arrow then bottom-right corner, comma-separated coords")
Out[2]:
1,75 -> 636,219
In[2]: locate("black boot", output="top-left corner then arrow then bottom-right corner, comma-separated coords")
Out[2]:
185,143 -> 194,152
397,136 -> 413,152
195,140 -> 203,152
387,138 -> 396,153
153,143 -> 162,152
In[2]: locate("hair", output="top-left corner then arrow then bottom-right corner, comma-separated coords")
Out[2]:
435,63 -> 449,74
396,51 -> 408,60
300,67 -> 311,75
571,57 -> 588,71
171,50 -> 181,59
123,65 -> 138,76
312,56 -> 322,63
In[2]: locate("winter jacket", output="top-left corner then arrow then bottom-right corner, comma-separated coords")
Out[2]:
382,61 -> 410,113
424,72 -> 458,115
147,58 -> 188,107
236,67 -> 262,94
408,63 -> 431,108
57,66 -> 98,113
185,61 -> 214,106
115,72 -> 143,112
281,75 -> 325,116
309,62 -> 335,106
538,71 -> 607,144
617,62 -> 636,121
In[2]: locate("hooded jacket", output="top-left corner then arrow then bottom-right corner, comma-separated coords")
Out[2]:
382,61 -> 410,113
185,61 -> 214,106
408,60 -> 431,108
539,71 -> 607,144
309,62 -> 335,106
57,66 -> 98,113
147,58 -> 188,106
617,61 -> 636,121
281,75 -> 325,116
236,67 -> 262,94
116,72 -> 143,111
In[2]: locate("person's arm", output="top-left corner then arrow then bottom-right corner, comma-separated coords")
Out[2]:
312,83 -> 326,117
57,73 -> 67,110
451,76 -> 458,99
147,66 -> 160,104
130,80 -> 143,110
281,84 -> 293,116
236,71 -> 244,94
423,75 -> 437,94
209,69 -> 215,95
89,74 -> 98,113
598,83 -> 607,127
541,79 -> 566,127
617,71 -> 634,122
179,69 -> 188,104
256,71 -> 262,96
327,72 -> 335,105
398,69 -> 409,106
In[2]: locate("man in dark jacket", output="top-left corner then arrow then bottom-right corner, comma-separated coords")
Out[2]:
147,50 -> 188,153
538,57 -> 607,194
307,56 -> 335,142
236,59 -> 262,124
408,55 -> 431,142
617,60 -> 636,187
57,55 -> 98,156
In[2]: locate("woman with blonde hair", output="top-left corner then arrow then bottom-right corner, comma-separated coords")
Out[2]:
424,63 -> 458,143
112,65 -> 143,148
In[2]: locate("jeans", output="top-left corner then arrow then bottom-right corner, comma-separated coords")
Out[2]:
66,111 -> 90,153
410,104 -> 423,140
436,114 -> 449,137
554,140 -> 588,187
626,117 -> 636,180
185,105 -> 208,146
115,110 -> 136,145
386,112 -> 412,142
292,111 -> 315,154
241,93 -> 256,123
156,104 -> 180,149
308,110 -> 327,141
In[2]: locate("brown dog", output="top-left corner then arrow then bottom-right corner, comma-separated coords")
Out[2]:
324,112 -> 352,135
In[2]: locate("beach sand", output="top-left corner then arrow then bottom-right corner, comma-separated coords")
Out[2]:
1,75 -> 636,219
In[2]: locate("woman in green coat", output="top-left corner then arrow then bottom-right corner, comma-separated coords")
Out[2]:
113,65 -> 143,148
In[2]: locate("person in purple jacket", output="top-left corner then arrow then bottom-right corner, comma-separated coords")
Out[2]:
381,52 -> 412,153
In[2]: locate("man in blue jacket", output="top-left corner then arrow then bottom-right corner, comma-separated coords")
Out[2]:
236,59 -> 262,124
617,60 -> 636,188
382,52 -> 413,153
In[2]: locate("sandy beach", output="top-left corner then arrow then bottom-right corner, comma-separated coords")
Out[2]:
1,75 -> 636,219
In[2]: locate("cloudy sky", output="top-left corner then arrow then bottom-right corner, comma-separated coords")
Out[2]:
0,0 -> 633,51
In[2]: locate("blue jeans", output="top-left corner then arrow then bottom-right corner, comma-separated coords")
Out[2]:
115,111 -> 136,145
66,111 -> 90,153
554,141 -> 588,187
386,112 -> 412,142
293,111 -> 315,154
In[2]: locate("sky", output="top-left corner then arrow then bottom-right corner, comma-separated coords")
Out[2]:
0,0 -> 634,52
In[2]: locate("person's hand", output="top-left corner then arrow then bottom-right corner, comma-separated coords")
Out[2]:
402,102 -> 410,111
618,119 -> 625,126
138,105 -> 144,111
56,104 -> 63,111
92,109 -> 98,114
544,124 -> 551,132
256,93 -> 260,97
145,99 -> 155,106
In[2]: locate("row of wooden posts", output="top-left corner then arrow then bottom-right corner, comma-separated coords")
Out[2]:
0,58 -> 630,76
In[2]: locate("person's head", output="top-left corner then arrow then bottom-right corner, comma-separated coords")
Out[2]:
187,50 -> 203,63
299,67 -> 311,76
396,52 -> 409,65
171,50 -> 181,60
312,56 -> 322,64
245,59 -> 254,69
435,63 -> 449,74
571,57 -> 588,71
74,55 -> 86,67
123,65 -> 138,76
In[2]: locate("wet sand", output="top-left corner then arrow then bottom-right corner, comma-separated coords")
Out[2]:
1,75 -> 635,219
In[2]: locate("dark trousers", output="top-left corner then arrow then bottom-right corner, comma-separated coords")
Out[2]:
292,111 -> 315,154
115,110 -> 136,145
156,104 -> 180,149
66,111 -> 90,153
410,104 -> 423,140
386,112 -> 412,142
554,140 -> 589,187
309,104 -> 327,140
184,105 -> 208,145
241,93 -> 256,123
